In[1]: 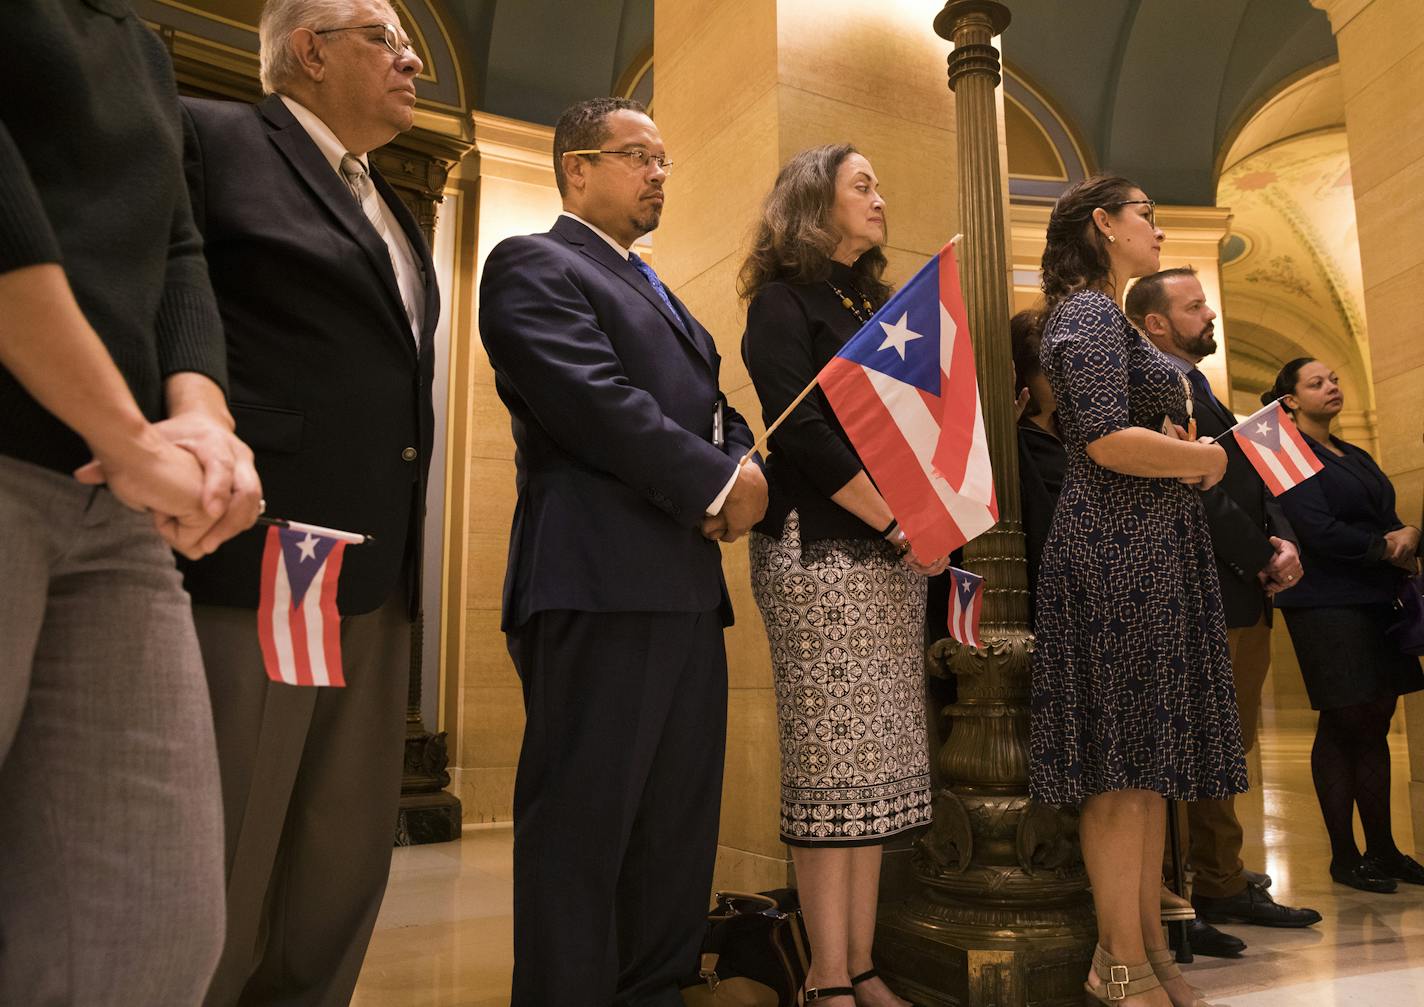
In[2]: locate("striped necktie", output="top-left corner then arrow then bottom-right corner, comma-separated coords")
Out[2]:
339,153 -> 420,341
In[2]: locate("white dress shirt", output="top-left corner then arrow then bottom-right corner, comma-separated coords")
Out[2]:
280,95 -> 425,346
558,211 -> 738,517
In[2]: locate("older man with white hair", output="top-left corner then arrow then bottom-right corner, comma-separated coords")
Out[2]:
178,0 -> 440,1003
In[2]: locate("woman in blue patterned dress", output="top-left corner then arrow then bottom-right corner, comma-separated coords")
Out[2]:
1030,176 -> 1247,1007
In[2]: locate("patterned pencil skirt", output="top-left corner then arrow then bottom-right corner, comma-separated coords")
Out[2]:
749,511 -> 933,846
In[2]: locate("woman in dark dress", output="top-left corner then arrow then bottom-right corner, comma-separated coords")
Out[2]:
741,144 -> 948,1007
1265,358 -> 1424,892
1029,176 -> 1245,1007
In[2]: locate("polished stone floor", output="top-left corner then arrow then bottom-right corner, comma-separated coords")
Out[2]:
351,715 -> 1421,1006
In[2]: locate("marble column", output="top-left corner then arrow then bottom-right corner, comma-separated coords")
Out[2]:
1310,0 -> 1424,854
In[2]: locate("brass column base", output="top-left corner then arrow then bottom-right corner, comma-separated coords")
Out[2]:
876,901 -> 1094,1007
395,728 -> 463,846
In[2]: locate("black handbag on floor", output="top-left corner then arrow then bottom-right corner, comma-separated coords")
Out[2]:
681,890 -> 810,1007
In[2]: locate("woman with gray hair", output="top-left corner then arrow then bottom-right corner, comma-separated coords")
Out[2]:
741,145 -> 946,1007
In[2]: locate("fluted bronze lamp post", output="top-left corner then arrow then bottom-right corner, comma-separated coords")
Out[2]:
874,4 -> 1095,1004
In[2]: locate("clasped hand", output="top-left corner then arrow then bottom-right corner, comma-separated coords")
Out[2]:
75,410 -> 262,560
1383,525 -> 1422,573
701,457 -> 769,544
1165,423 -> 1228,491
1257,536 -> 1304,596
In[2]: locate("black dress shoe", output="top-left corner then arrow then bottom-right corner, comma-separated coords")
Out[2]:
1361,851 -> 1424,886
1193,882 -> 1322,928
1331,859 -> 1398,893
1170,917 -> 1246,958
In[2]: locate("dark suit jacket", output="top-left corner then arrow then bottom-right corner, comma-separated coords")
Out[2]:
1274,433 -> 1406,609
479,215 -> 755,631
1188,371 -> 1295,628
177,95 -> 438,616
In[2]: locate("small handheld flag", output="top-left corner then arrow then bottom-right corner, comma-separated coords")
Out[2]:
1228,400 -> 1322,496
947,566 -> 984,650
257,525 -> 349,687
817,240 -> 998,560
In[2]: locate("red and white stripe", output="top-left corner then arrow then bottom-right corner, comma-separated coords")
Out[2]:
949,579 -> 983,650
256,527 -> 347,687
1231,403 -> 1323,496
820,249 -> 997,560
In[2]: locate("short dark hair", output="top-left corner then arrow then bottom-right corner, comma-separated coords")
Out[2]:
1010,309 -> 1046,418
1263,357 -> 1317,412
1124,266 -> 1198,330
737,144 -> 891,308
1040,174 -> 1141,317
552,97 -> 647,196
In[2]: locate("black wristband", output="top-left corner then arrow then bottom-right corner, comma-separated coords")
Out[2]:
879,517 -> 898,538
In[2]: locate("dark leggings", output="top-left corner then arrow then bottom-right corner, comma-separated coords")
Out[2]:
1311,694 -> 1400,867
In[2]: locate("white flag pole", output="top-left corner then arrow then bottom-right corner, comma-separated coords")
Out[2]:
257,516 -> 371,545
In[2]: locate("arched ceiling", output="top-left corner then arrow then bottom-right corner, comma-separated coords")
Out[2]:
998,0 -> 1337,204
1215,66 -> 1371,418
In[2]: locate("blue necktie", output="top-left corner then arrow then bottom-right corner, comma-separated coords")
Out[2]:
629,252 -> 678,317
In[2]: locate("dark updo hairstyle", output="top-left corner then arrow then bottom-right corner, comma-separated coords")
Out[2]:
1040,174 -> 1141,318
1262,357 -> 1316,413
1011,308 -> 1048,418
738,144 -> 891,307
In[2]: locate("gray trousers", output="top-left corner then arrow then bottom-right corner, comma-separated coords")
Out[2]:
194,587 -> 409,1007
0,455 -> 225,1006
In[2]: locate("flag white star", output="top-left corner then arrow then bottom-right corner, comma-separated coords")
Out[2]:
296,533 -> 319,562
1255,420 -> 1273,437
876,312 -> 924,360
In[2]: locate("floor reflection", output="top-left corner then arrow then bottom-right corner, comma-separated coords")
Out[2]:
353,720 -> 1420,1006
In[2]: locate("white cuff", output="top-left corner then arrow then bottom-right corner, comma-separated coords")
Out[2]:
705,468 -> 739,516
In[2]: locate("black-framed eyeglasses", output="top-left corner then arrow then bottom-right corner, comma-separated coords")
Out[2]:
313,22 -> 413,58
1103,198 -> 1156,229
564,149 -> 674,174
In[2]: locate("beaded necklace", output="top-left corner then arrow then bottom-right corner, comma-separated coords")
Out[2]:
826,280 -> 874,324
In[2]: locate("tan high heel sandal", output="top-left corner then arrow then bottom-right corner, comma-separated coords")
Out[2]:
1084,945 -> 1160,1004
1146,948 -> 1215,1007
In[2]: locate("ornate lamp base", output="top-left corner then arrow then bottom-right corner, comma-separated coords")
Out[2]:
876,909 -> 1095,1007
396,728 -> 463,846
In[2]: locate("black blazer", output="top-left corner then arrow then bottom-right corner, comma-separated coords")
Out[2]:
1188,371 -> 1295,628
177,95 -> 439,616
741,269 -> 876,544
1274,433 -> 1407,609
479,215 -> 755,631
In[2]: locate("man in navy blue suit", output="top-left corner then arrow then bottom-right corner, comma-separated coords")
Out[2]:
1128,268 -> 1321,954
479,97 -> 767,1007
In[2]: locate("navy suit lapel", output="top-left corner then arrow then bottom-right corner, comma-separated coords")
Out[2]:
258,96 -> 415,359
553,217 -> 714,369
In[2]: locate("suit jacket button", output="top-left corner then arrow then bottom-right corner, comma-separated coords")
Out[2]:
402,447 -> 417,462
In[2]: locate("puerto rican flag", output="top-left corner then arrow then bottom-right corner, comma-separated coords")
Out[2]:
1230,400 -> 1323,496
819,241 -> 997,559
256,526 -> 347,687
948,566 -> 984,649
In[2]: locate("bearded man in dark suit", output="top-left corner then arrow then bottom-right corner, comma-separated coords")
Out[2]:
178,1 -> 439,1002
479,97 -> 767,1007
1128,268 -> 1321,957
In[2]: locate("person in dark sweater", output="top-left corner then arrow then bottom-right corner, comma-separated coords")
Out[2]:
0,2 -> 260,1002
741,144 -> 947,1007
1265,357 -> 1424,893
1011,308 -> 1065,605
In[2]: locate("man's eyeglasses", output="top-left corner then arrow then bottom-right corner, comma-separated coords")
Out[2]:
1103,198 -> 1156,229
564,149 -> 674,174
313,22 -> 414,58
